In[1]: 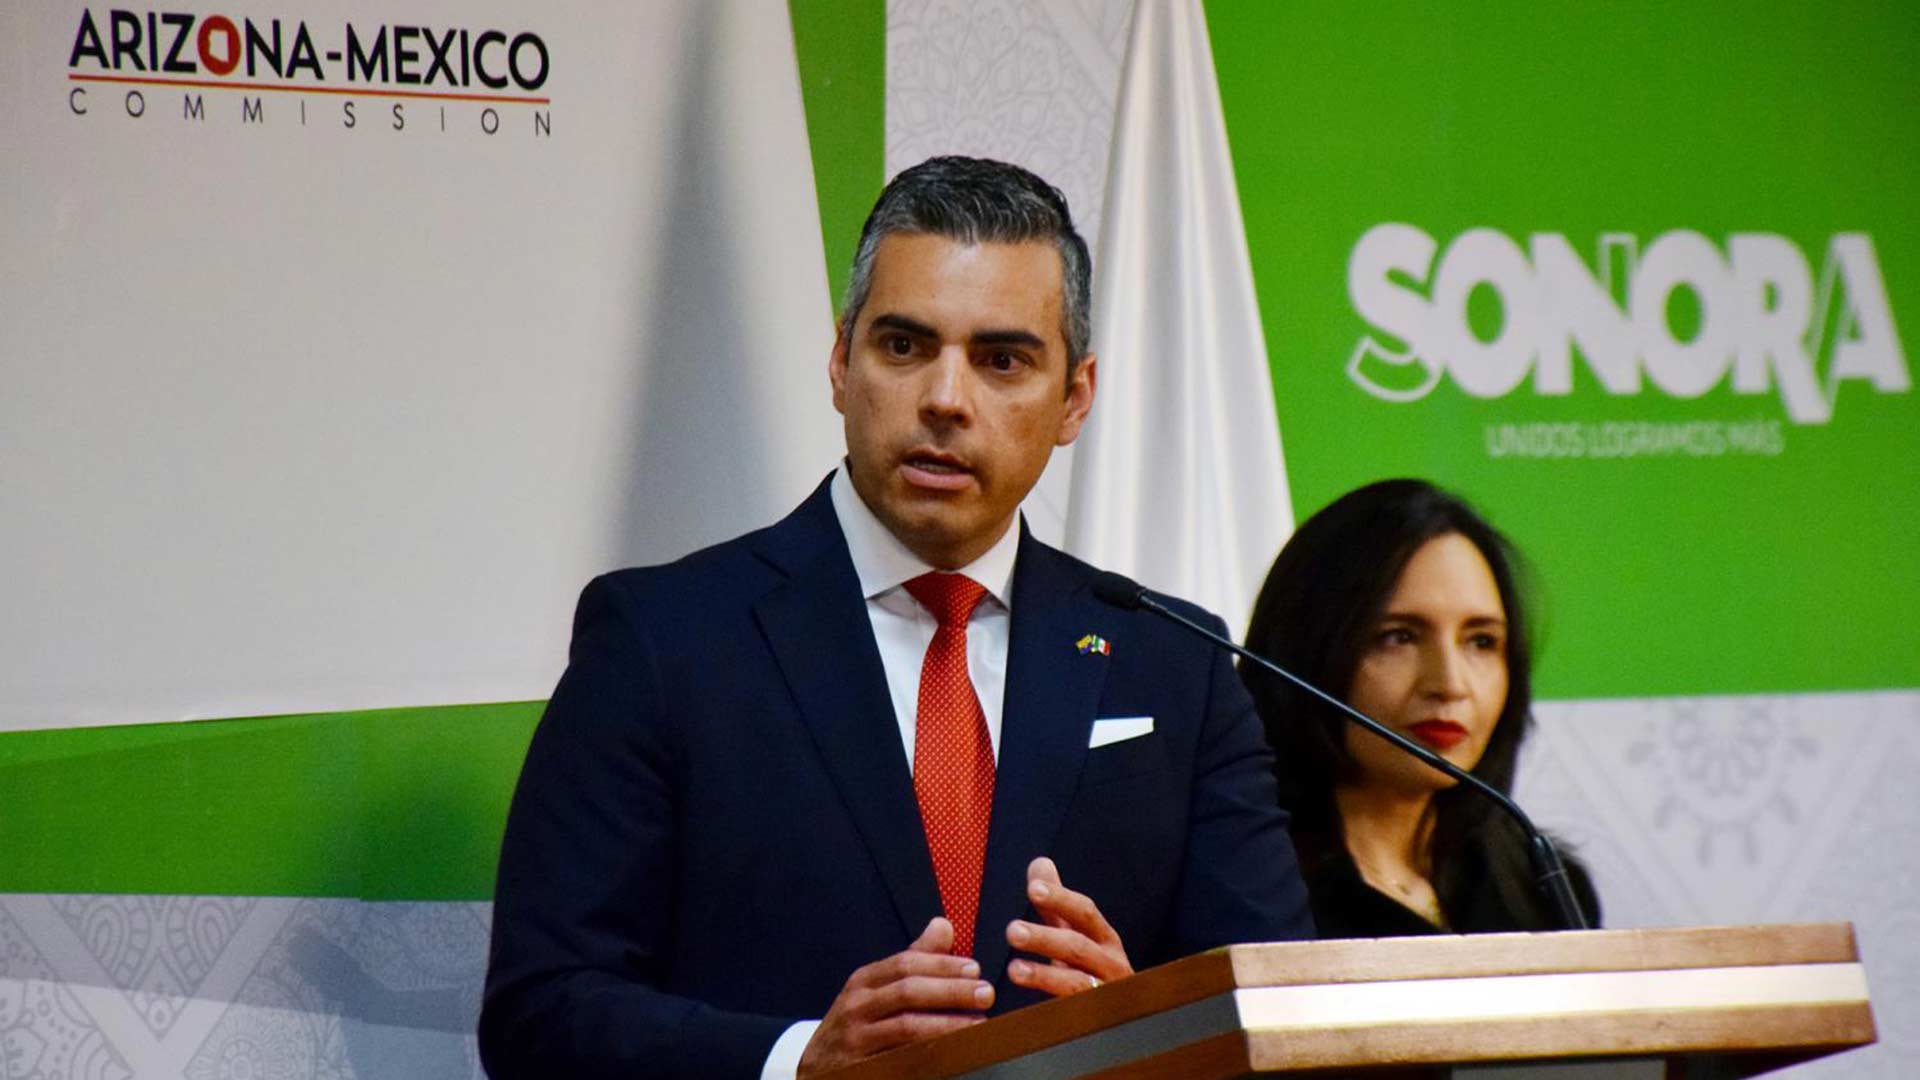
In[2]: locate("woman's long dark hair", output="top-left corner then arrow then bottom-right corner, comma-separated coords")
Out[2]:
1240,478 -> 1545,924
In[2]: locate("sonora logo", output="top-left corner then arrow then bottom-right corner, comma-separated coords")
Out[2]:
1346,226 -> 1910,425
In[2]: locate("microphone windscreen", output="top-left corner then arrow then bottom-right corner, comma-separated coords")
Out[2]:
1090,571 -> 1146,610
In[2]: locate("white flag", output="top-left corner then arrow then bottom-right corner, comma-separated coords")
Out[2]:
1065,0 -> 1292,636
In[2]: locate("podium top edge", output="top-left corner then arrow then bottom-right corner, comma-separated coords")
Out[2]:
817,924 -> 1861,1080
1217,922 -> 1859,987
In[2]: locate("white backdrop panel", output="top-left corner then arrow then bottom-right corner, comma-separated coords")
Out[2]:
0,1 -> 841,730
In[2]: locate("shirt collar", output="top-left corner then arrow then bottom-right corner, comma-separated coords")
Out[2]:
829,463 -> 1019,609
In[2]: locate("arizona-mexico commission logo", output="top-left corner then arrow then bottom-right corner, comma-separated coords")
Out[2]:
64,8 -> 552,136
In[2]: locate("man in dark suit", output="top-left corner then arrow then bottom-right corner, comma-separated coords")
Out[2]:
479,156 -> 1312,1079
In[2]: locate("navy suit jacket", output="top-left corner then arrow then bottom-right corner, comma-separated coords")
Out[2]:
479,478 -> 1313,1079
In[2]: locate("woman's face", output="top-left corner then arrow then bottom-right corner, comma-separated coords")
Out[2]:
1341,532 -> 1509,796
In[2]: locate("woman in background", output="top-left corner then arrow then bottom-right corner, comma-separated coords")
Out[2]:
1241,479 -> 1598,937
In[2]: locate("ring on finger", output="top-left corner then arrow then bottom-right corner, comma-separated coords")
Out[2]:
1086,974 -> 1101,991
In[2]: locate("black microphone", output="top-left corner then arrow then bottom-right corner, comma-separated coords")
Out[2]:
1090,571 -> 1589,931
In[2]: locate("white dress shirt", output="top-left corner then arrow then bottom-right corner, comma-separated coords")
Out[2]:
761,464 -> 1022,1079
830,464 -> 1018,767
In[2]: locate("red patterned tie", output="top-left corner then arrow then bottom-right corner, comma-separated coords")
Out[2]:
903,572 -> 996,957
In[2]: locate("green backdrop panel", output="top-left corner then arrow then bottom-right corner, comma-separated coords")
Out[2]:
0,702 -> 543,900
1208,0 -> 1920,698
790,0 -> 887,317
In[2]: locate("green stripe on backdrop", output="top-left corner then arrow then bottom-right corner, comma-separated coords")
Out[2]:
789,0 -> 886,316
0,702 -> 542,900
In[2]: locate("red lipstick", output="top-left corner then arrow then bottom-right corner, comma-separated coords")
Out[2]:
1408,720 -> 1468,751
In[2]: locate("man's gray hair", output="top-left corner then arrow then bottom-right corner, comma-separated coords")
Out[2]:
839,156 -> 1093,365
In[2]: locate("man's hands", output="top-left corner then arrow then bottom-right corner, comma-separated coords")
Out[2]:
797,862 -> 1128,1075
797,917 -> 993,1077
1005,857 -> 1133,997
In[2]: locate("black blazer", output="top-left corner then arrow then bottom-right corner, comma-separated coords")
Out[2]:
1301,831 -> 1601,939
480,477 -> 1314,1078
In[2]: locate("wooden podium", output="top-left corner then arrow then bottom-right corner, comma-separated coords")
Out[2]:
824,924 -> 1875,1079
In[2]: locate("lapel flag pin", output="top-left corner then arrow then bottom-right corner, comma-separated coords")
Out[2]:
1075,634 -> 1111,656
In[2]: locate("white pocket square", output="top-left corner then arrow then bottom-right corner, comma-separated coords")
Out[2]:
1088,716 -> 1154,748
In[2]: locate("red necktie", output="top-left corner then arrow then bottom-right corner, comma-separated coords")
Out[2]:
903,572 -> 996,957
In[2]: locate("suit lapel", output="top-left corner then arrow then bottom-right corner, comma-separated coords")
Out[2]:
753,483 -> 941,945
973,530 -> 1110,985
